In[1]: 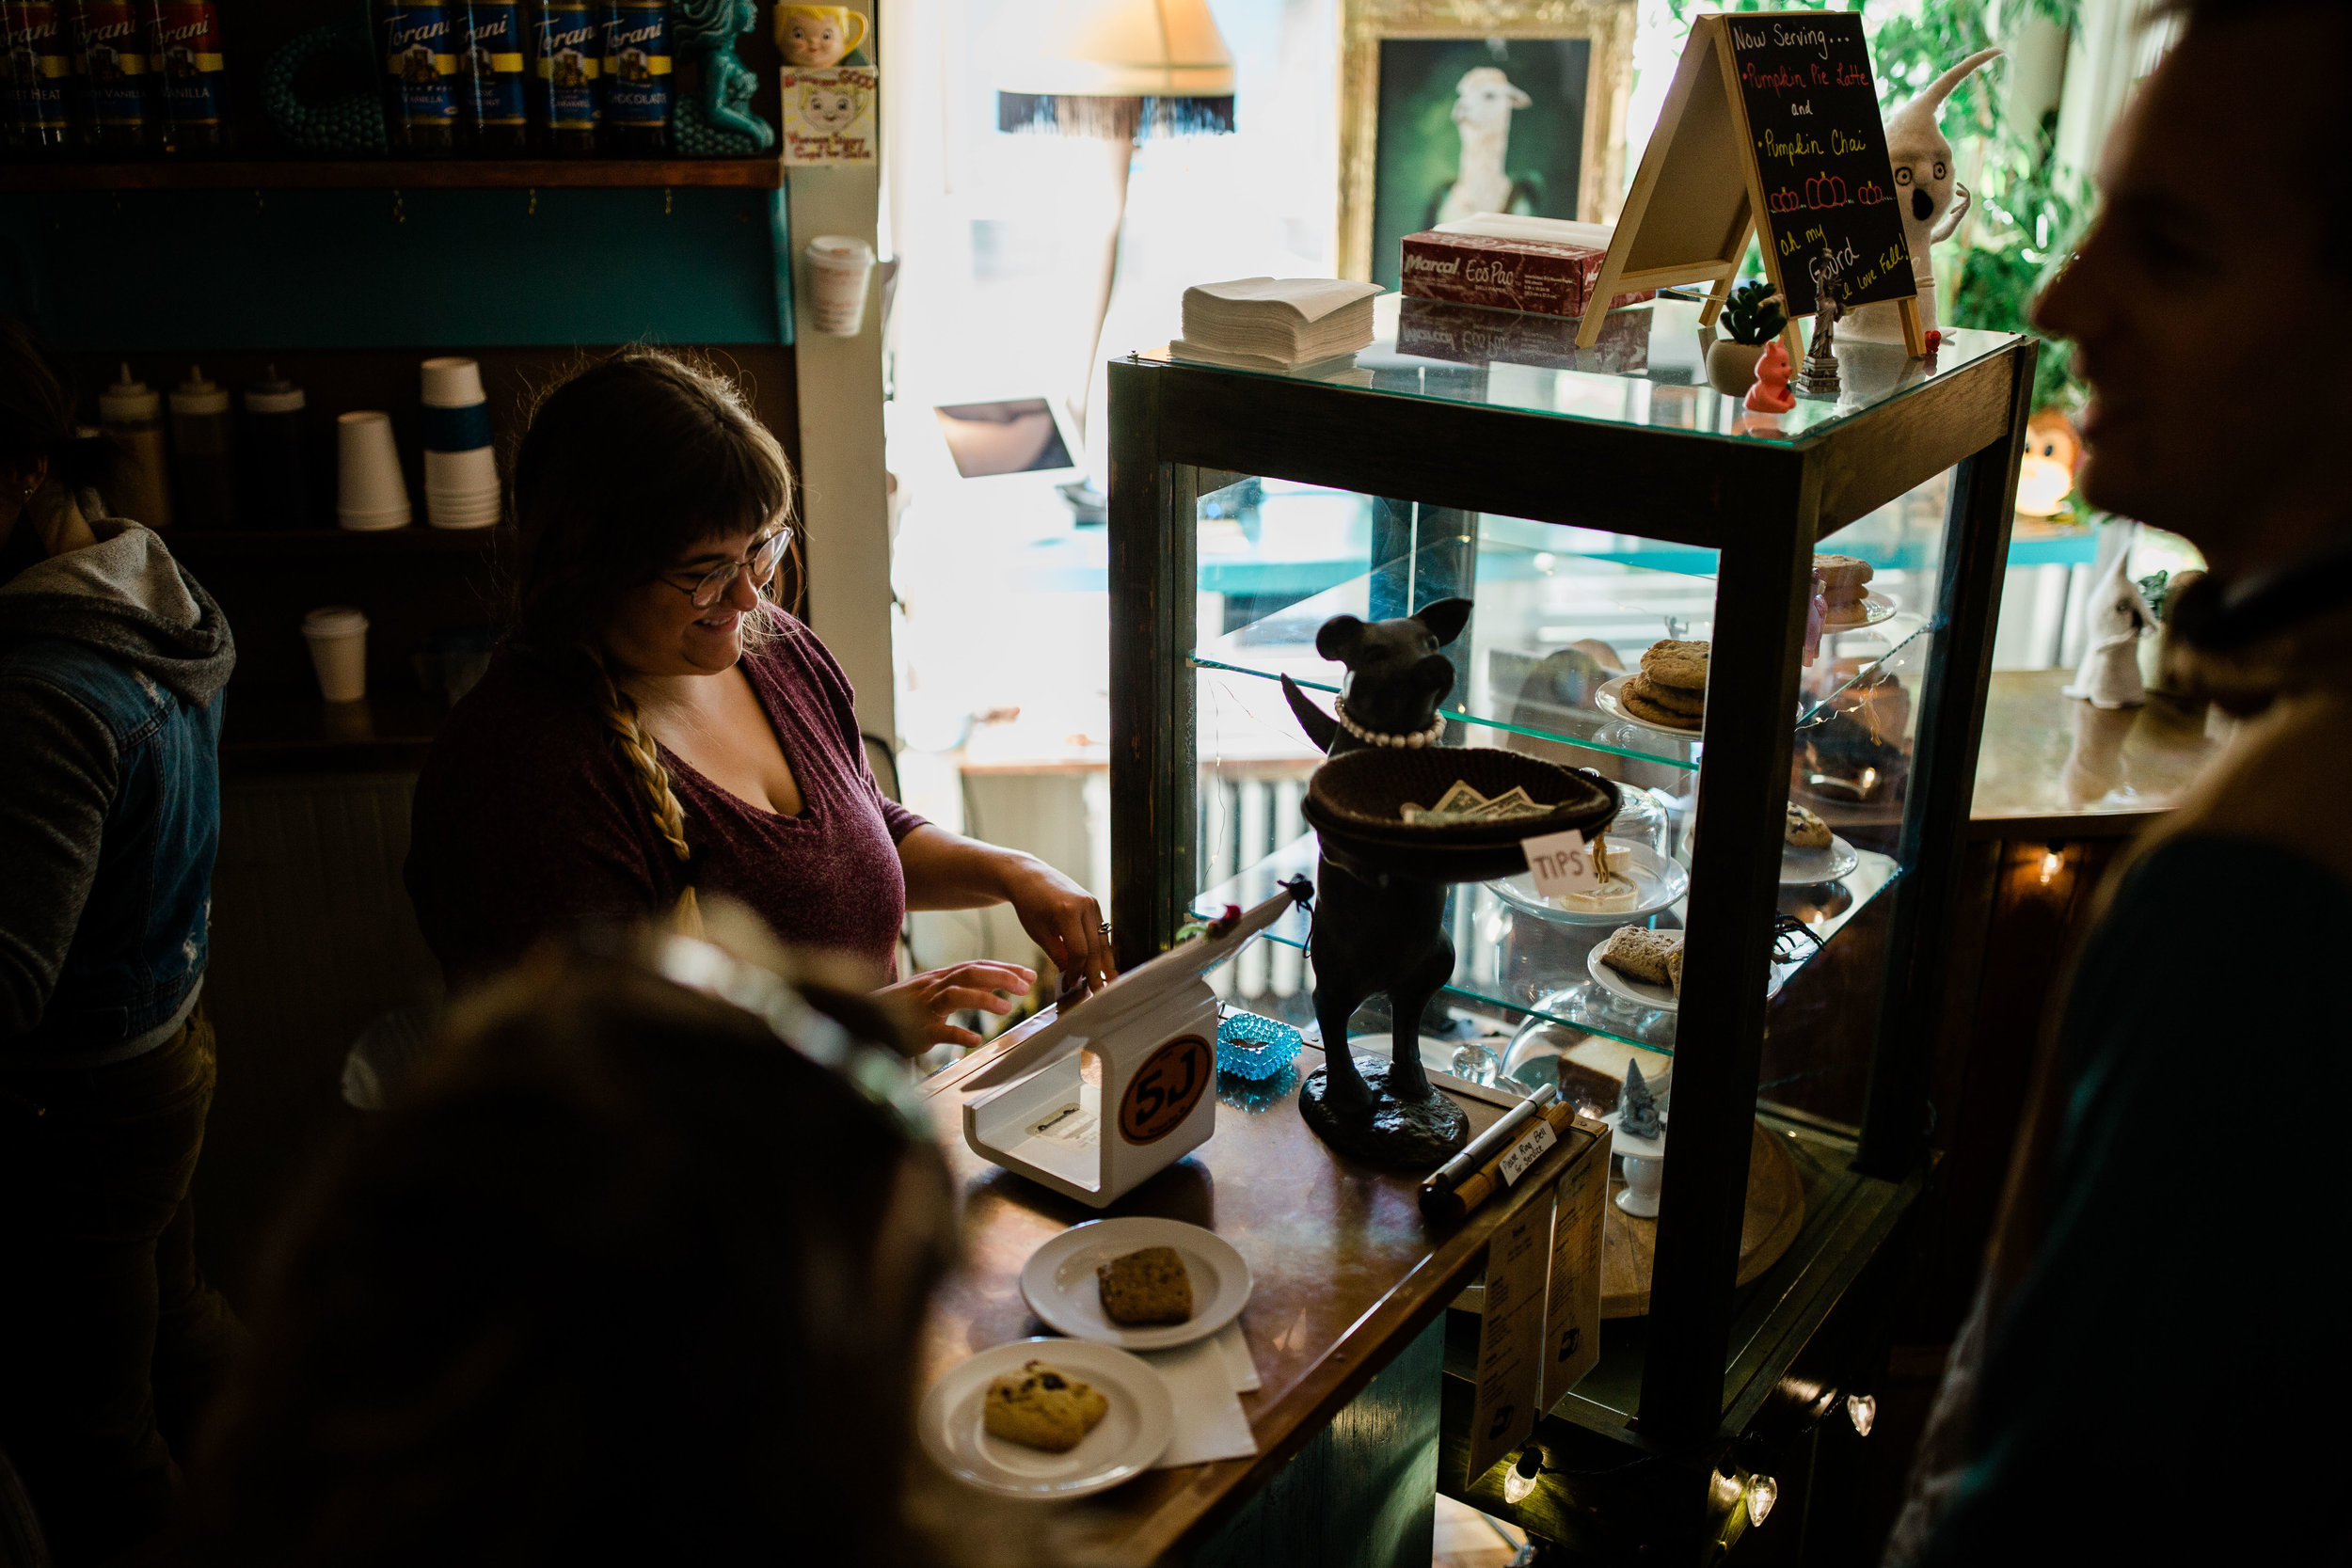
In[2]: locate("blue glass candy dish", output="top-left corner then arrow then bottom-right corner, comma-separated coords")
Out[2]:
1216,1010 -> 1303,1081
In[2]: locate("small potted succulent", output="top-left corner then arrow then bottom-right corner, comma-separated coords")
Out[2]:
1704,280 -> 1788,396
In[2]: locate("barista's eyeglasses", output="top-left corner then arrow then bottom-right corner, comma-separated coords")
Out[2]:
659,528 -> 794,610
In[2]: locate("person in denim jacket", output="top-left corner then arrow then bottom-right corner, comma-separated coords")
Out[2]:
0,319 -> 242,1565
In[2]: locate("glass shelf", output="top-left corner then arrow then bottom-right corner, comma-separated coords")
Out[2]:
1193,528 -> 1937,774
1193,830 -> 1900,1054
1136,293 -> 2019,449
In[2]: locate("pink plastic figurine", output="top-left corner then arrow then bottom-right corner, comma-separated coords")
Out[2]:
1745,341 -> 1795,413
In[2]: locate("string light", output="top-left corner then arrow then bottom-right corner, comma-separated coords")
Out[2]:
2039,846 -> 2067,885
1847,1392 -> 1877,1436
1503,1444 -> 1543,1504
1744,1473 -> 1780,1527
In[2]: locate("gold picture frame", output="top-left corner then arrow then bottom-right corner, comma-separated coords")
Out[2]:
1339,0 -> 1637,283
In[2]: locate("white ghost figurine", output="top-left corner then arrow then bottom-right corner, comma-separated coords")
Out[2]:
1845,48 -> 2004,345
2066,523 -> 2154,710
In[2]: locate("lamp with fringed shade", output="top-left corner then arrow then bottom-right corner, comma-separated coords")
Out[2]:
996,0 -> 1237,139
996,0 -> 1237,502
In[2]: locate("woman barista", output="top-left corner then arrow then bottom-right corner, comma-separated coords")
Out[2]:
406,350 -> 1114,1040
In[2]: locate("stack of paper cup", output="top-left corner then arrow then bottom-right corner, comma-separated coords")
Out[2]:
806,236 -> 877,337
302,606 -> 370,703
337,411 -> 412,531
420,356 -> 500,530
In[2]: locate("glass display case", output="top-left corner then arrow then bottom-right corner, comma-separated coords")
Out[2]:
1106,293 -> 2036,1479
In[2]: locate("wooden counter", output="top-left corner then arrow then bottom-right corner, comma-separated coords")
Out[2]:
1969,668 -> 2217,838
916,1022 -> 1601,1567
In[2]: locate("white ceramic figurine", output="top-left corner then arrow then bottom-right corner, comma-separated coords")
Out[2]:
1846,48 -> 2004,344
2067,523 -> 2154,711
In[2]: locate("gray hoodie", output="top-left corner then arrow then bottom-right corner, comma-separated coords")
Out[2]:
0,515 -> 235,1045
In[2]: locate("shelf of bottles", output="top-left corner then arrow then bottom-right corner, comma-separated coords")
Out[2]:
1190,473 -> 1946,1062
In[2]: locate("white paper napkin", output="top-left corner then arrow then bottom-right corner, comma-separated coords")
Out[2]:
1141,1334 -> 1258,1468
1184,276 -> 1384,325
1216,1321 -> 1259,1392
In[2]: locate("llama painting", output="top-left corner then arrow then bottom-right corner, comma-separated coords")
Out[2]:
1432,67 -> 1536,228
1370,37 -> 1592,292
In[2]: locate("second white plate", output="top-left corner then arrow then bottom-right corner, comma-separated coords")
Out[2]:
1022,1217 -> 1253,1351
1779,833 -> 1861,886
919,1338 -> 1175,1500
1585,936 -> 1681,1012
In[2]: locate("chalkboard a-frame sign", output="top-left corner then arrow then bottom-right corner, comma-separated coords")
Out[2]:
1576,10 -> 1925,357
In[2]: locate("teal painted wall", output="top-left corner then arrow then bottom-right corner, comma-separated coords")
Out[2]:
0,184 -> 791,351
1189,1316 -> 1443,1568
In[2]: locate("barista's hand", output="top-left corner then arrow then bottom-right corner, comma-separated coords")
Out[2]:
1001,856 -> 1119,995
878,960 -> 1039,1048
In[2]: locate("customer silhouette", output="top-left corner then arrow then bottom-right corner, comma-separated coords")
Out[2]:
1888,2 -> 2352,1561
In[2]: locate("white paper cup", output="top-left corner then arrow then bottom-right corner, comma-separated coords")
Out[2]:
806,235 -> 876,337
420,356 -> 485,408
423,445 -> 498,493
302,605 -> 370,703
426,499 -> 501,530
338,411 -> 411,525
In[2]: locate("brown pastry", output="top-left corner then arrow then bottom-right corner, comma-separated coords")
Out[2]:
1812,554 -> 1873,594
1620,681 -> 1704,731
1629,673 -> 1704,717
1599,926 -> 1683,987
1784,803 -> 1833,850
1638,640 -> 1709,693
982,1359 -> 1110,1452
1097,1246 -> 1193,1325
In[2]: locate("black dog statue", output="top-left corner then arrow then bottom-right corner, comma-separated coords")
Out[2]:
1280,597 -> 1475,1168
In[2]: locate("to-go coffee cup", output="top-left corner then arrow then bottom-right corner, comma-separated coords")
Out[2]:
303,606 -> 370,704
806,235 -> 876,337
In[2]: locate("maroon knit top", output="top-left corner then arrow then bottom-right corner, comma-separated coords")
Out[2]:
406,611 -> 924,988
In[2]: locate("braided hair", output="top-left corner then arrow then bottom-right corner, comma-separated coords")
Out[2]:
507,348 -> 798,930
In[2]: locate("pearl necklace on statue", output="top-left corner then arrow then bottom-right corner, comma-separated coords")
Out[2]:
1333,696 -> 1444,750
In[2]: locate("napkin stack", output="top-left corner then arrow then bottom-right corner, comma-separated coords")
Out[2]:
1172,277 -> 1385,372
1143,1321 -> 1260,1468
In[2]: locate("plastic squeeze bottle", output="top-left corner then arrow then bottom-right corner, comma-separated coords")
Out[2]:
98,363 -> 174,529
242,365 -> 310,531
168,364 -> 236,530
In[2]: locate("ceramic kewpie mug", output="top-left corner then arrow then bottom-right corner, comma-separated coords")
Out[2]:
777,5 -> 866,66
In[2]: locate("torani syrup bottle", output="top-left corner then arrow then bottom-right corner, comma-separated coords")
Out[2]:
529,0 -> 599,155
4,1 -> 74,158
67,0 -> 153,152
140,0 -> 226,154
380,0 -> 459,155
454,0 -> 526,153
598,0 -> 667,155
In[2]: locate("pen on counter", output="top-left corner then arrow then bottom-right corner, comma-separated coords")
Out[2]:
1421,1084 -> 1556,1218
1422,1094 -> 1586,1224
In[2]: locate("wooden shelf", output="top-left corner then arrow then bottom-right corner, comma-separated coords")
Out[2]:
220,690 -> 446,777
165,527 -> 501,561
0,157 -> 784,193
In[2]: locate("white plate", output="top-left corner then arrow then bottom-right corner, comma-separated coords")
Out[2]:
1779,832 -> 1860,886
1021,1217 -> 1253,1351
1585,935 -> 1680,1012
1491,841 -> 1690,926
918,1337 -> 1175,1500
1593,674 -> 1704,739
1820,590 -> 1899,631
